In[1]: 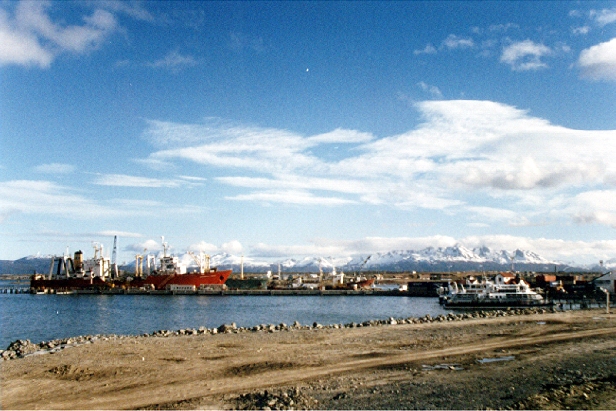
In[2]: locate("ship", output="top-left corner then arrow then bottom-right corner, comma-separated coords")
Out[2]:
440,273 -> 550,309
30,243 -> 117,292
30,240 -> 231,293
130,247 -> 230,291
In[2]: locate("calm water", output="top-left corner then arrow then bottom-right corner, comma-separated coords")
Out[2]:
0,289 -> 450,348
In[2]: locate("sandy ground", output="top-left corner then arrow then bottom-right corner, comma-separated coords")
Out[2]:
2,308 -> 616,410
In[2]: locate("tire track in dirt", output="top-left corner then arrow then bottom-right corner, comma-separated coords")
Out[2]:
203,327 -> 616,396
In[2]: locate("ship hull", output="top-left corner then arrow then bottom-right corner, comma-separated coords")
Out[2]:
30,277 -> 109,292
131,270 -> 232,290
443,296 -> 551,310
31,270 -> 232,292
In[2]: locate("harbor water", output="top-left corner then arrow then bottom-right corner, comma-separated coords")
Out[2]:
0,290 -> 450,349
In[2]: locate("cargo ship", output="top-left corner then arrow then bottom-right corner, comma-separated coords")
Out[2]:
130,247 -> 231,291
30,241 -> 231,293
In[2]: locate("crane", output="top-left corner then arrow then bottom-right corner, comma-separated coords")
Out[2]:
359,255 -> 371,273
187,250 -> 210,274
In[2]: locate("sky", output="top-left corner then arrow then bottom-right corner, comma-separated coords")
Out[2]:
1,1 -> 616,266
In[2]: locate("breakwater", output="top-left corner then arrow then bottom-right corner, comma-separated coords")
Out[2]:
1,306 -> 554,361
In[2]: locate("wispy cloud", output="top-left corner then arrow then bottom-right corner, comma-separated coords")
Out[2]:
0,179 -> 205,223
571,26 -> 590,35
229,32 -> 267,53
140,99 -> 616,230
577,37 -> 616,81
147,50 -> 198,71
500,40 -> 552,71
92,173 -> 191,188
416,81 -> 443,98
34,163 -> 76,174
0,180 -> 122,221
226,190 -> 357,206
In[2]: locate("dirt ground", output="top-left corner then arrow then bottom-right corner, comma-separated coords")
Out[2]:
2,308 -> 616,410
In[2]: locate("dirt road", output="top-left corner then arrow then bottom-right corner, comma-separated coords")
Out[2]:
2,309 -> 615,410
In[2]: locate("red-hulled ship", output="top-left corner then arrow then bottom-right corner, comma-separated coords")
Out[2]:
30,240 -> 231,293
130,247 -> 231,290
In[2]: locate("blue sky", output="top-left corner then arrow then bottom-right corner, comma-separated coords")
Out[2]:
1,1 -> 616,265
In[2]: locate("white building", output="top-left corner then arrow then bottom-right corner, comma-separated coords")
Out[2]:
167,284 -> 196,293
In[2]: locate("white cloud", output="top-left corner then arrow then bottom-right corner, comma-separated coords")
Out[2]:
578,37 -> 616,81
570,190 -> 616,227
222,240 -> 243,255
188,241 -> 220,254
590,8 -> 616,26
34,163 -> 76,174
0,1 -> 118,68
500,40 -> 552,71
441,34 -> 474,49
413,43 -> 437,55
0,9 -> 53,67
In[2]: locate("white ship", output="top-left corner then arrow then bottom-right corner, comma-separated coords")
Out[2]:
441,273 -> 549,309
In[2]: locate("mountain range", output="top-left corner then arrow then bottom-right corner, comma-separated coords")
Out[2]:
2,245 -> 611,275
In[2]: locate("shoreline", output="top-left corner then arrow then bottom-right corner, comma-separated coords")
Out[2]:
2,308 -> 616,410
2,306 -> 553,361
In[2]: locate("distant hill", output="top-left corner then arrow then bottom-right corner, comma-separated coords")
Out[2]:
0,256 -> 52,275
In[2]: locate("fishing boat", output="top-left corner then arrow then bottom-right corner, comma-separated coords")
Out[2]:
441,273 -> 549,309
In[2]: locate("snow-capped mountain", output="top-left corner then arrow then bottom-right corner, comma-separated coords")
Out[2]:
208,244 -> 568,273
0,245 -> 594,275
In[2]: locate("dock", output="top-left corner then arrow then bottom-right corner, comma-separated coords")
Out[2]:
23,288 -> 409,296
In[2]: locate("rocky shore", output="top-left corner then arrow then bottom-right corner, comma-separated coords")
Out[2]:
2,307 -> 550,361
2,308 -> 615,410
